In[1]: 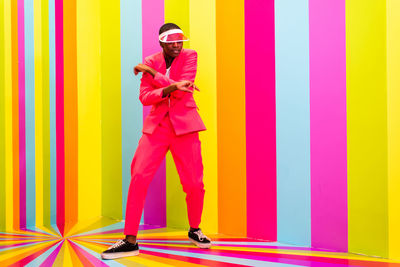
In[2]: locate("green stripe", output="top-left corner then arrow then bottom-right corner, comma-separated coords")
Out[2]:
100,0 -> 122,219
0,0 -> 6,232
41,0 -> 51,227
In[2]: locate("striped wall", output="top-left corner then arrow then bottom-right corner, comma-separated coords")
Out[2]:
1,0 -> 400,260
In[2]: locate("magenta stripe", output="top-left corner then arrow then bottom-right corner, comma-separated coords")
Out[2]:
141,0 -> 166,227
54,0 -> 65,236
309,0 -> 348,252
245,0 -> 276,240
17,0 -> 27,230
68,241 -> 108,267
39,240 -> 64,267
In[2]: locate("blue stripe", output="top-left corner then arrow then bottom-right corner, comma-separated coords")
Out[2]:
120,0 -> 143,220
48,0 -> 56,226
24,0 -> 35,227
275,0 -> 311,246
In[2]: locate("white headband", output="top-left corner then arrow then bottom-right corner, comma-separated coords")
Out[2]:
159,29 -> 183,39
159,29 -> 189,43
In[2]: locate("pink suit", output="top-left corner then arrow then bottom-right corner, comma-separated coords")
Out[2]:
124,49 -> 206,236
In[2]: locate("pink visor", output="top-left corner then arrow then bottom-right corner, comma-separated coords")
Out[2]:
159,29 -> 189,43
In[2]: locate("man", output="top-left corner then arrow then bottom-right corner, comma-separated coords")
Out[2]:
101,23 -> 211,260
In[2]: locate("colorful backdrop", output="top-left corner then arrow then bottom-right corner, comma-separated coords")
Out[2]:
1,0 -> 399,261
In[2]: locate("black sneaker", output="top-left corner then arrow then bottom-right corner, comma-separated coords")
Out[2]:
188,229 -> 212,249
101,239 -> 139,260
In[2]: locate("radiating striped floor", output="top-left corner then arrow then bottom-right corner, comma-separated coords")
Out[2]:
1,218 -> 400,266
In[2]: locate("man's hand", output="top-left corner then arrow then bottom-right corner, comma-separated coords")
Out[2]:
134,63 -> 157,77
174,81 -> 200,93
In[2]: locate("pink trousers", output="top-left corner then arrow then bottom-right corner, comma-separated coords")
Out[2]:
124,115 -> 205,236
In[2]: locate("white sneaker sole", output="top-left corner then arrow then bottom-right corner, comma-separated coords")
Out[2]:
101,250 -> 139,260
189,237 -> 212,249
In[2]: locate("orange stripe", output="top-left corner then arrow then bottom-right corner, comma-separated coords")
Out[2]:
216,0 -> 247,235
11,0 -> 20,231
63,0 -> 78,233
66,240 -> 84,266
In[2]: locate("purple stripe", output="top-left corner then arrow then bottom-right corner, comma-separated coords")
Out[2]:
309,0 -> 348,252
17,0 -> 26,230
39,240 -> 64,267
141,0 -> 166,228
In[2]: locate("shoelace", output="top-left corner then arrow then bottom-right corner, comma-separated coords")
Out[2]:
194,229 -> 208,241
108,239 -> 125,250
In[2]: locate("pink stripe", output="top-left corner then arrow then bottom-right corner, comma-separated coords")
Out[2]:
309,0 -> 348,252
141,0 -> 166,227
55,0 -> 65,236
17,0 -> 26,230
39,240 -> 64,267
245,0 -> 276,240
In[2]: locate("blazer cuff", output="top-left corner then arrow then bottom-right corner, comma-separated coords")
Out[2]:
154,72 -> 173,87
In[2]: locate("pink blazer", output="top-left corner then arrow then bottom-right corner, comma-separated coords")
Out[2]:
139,49 -> 206,136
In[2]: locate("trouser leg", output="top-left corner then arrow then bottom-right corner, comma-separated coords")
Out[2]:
170,132 -> 205,229
124,122 -> 171,236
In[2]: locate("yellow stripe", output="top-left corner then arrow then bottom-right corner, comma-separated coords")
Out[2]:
99,0 -> 122,219
4,0 -> 13,232
34,0 -> 43,228
388,0 -> 400,260
346,0 -> 388,257
189,0 -> 218,234
76,0 -> 102,222
62,240 -> 75,266
164,0 -> 190,229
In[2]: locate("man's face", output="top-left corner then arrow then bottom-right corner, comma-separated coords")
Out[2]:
161,41 -> 183,58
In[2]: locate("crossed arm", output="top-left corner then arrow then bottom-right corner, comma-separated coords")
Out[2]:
134,52 -> 199,106
134,63 -> 199,97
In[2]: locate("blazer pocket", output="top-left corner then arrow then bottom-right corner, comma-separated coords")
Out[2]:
185,101 -> 199,110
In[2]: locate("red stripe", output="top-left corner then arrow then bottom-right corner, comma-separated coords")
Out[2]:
55,0 -> 65,236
